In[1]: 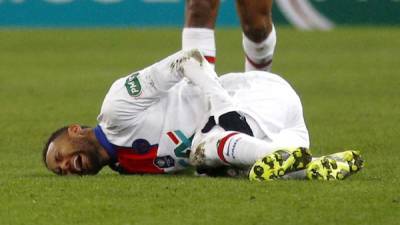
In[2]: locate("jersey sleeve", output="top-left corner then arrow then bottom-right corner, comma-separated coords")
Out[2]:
179,49 -> 238,124
126,50 -> 188,100
98,51 -> 189,138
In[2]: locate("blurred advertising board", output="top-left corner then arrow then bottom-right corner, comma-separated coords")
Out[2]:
0,0 -> 399,29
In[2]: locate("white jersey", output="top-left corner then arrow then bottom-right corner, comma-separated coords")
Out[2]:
96,50 -> 309,174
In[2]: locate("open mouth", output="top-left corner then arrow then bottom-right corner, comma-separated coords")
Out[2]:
73,154 -> 84,172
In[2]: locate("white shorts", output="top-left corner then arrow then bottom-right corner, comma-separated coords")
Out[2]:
220,71 -> 310,149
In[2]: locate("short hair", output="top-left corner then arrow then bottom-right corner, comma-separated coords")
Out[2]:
42,126 -> 68,167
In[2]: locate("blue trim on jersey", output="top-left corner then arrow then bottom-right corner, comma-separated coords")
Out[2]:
94,125 -> 117,162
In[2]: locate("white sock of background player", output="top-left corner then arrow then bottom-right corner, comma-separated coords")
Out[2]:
243,25 -> 276,72
182,28 -> 216,69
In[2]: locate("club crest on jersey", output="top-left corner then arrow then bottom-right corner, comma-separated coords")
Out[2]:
125,72 -> 142,97
131,138 -> 150,154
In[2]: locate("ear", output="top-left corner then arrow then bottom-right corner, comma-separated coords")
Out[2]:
67,124 -> 85,138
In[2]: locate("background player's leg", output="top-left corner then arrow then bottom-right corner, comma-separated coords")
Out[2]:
236,0 -> 276,72
182,0 -> 220,69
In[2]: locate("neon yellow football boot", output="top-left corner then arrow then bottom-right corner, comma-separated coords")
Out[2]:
306,150 -> 364,180
249,147 -> 312,181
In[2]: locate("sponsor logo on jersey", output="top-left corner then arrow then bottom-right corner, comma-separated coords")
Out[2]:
125,72 -> 142,97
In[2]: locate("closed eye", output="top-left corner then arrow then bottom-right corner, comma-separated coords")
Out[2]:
55,152 -> 62,162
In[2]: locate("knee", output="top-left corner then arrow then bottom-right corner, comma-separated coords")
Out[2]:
241,14 -> 273,42
186,0 -> 218,28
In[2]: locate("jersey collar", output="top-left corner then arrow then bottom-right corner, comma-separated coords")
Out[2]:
94,125 -> 117,163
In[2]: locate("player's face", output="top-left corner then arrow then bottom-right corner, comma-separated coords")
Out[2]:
46,135 -> 102,176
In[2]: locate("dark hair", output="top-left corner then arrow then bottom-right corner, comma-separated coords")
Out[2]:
42,126 -> 68,167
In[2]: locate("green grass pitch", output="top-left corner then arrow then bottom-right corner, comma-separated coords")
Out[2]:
0,27 -> 399,225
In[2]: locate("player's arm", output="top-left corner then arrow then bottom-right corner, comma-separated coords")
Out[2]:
121,49 -> 236,122
100,50 -> 193,124
124,49 -> 233,113
179,49 -> 239,124
115,50 -> 201,116
129,51 -> 188,99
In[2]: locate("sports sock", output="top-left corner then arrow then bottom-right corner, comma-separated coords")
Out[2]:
198,130 -> 282,168
243,25 -> 276,72
182,28 -> 216,69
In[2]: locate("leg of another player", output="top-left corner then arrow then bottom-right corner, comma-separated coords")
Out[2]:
182,0 -> 220,69
236,0 -> 276,72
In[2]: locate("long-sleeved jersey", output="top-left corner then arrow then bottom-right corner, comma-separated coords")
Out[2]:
95,50 -> 309,174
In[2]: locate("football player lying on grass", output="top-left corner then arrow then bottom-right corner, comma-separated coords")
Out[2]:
43,49 -> 364,180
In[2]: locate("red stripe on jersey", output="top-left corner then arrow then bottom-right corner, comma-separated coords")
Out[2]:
245,55 -> 272,69
117,146 -> 163,174
217,132 -> 239,164
204,56 -> 216,64
167,131 -> 180,145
